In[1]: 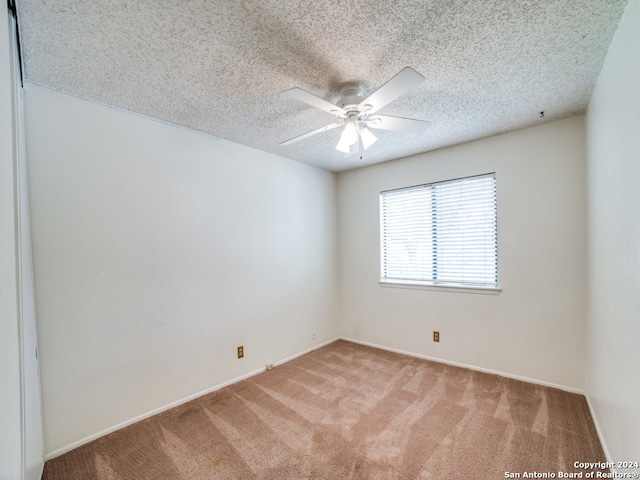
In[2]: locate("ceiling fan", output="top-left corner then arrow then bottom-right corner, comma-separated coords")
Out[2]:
280,67 -> 430,156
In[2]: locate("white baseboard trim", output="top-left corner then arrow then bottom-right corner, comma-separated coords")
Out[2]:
34,460 -> 44,480
44,337 -> 339,461
584,393 -> 612,464
340,337 -> 586,395
272,337 -> 339,368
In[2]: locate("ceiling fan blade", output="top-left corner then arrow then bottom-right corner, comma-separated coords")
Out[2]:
358,67 -> 425,114
367,115 -> 431,134
280,122 -> 343,146
283,88 -> 346,116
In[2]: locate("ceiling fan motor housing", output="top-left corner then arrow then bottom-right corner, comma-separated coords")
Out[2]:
337,85 -> 372,122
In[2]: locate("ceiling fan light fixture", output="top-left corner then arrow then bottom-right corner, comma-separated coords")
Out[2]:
282,67 -> 429,156
360,126 -> 377,149
335,138 -> 351,153
336,122 -> 359,152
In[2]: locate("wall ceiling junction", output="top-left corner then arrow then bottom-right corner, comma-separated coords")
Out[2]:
15,0 -> 628,172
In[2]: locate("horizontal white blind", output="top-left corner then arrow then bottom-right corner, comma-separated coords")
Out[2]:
380,174 -> 497,287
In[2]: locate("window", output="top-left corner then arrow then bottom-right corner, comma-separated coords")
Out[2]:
380,173 -> 498,290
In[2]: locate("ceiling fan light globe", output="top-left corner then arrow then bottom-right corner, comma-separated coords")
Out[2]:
335,139 -> 351,153
360,127 -> 378,149
336,123 -> 359,152
340,123 -> 359,145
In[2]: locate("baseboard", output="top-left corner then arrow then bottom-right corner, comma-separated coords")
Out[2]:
340,337 -> 586,395
584,392 -> 613,464
273,337 -> 339,368
44,337 -> 339,461
33,460 -> 44,480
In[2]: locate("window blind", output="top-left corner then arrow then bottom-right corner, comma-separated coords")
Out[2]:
380,173 -> 497,288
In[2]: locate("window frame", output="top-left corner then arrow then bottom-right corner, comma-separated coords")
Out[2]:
379,173 -> 501,294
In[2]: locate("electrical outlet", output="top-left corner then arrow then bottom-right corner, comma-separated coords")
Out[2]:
433,331 -> 440,342
237,346 -> 244,358
266,363 -> 274,371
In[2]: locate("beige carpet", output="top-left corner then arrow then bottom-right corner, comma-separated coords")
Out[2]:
42,340 -> 607,479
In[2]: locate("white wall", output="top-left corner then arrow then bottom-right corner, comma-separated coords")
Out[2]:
337,116 -> 587,389
0,7 -> 23,479
24,84 -> 338,456
585,0 -> 640,463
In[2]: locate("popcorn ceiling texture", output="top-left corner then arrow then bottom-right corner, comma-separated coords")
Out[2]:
16,0 -> 628,172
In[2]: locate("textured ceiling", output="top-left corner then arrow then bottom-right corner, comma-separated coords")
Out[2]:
16,0 -> 628,172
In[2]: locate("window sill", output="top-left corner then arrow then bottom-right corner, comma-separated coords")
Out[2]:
379,280 -> 501,295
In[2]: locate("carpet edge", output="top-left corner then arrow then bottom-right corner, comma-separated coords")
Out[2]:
340,336 -> 586,394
